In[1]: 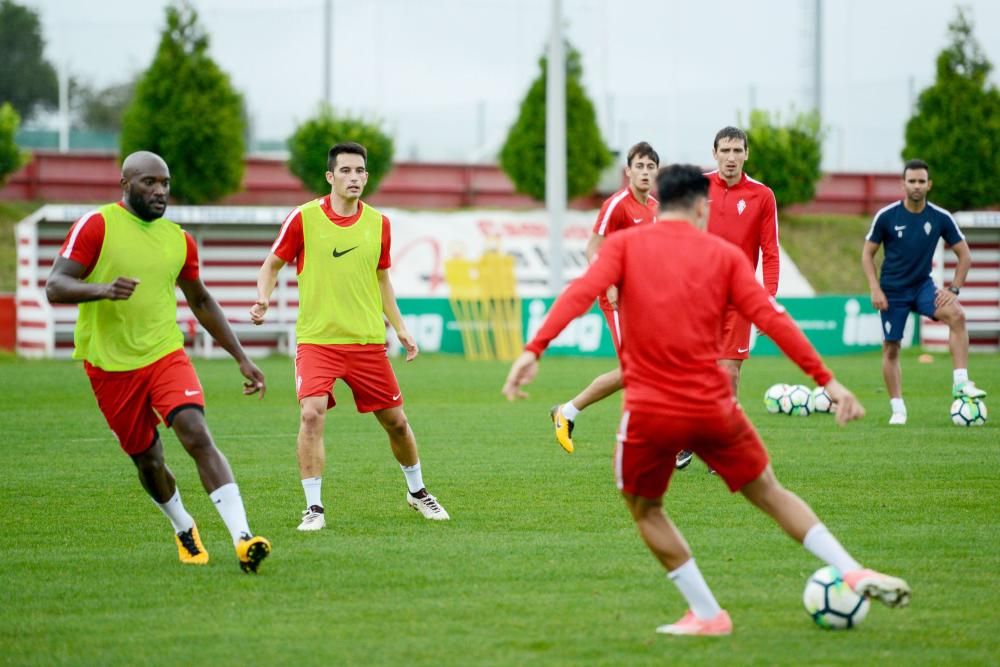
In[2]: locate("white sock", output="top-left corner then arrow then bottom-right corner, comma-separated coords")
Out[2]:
401,462 -> 425,495
953,368 -> 969,385
890,398 -> 906,414
209,482 -> 252,546
153,488 -> 194,534
302,477 -> 323,508
802,523 -> 862,574
561,402 -> 581,421
667,558 -> 722,620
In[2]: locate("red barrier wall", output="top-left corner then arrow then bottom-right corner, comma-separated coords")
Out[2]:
0,294 -> 15,350
0,150 -> 902,215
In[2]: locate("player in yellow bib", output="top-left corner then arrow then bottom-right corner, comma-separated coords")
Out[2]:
46,151 -> 271,573
251,142 -> 450,528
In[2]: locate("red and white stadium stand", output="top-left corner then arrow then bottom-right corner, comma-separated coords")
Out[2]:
16,205 -> 298,359
923,211 -> 1000,352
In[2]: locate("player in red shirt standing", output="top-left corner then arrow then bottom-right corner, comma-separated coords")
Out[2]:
675,126 -> 780,470
549,141 -> 659,453
503,164 -> 910,636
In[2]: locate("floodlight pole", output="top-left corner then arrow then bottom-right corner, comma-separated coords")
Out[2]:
813,0 -> 823,116
546,0 -> 567,296
323,0 -> 333,105
58,61 -> 69,153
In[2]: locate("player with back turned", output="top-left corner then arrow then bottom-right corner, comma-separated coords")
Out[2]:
503,164 -> 910,636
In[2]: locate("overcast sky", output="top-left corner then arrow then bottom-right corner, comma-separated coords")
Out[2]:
23,0 -> 1000,171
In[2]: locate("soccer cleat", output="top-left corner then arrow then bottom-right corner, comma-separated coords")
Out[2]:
407,490 -> 450,520
549,404 -> 575,453
656,609 -> 733,636
888,412 -> 907,425
175,523 -> 209,565
236,534 -> 271,574
675,450 -> 694,470
843,568 -> 911,608
297,505 -> 326,531
953,381 -> 987,399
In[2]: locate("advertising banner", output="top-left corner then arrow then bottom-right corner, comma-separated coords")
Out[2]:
391,296 -> 913,358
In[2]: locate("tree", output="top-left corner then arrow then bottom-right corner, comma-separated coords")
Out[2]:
120,1 -> 245,204
287,105 -> 394,198
0,103 -> 29,187
745,109 -> 824,208
903,8 -> 1000,211
500,44 -> 612,201
0,0 -> 58,119
73,78 -> 136,132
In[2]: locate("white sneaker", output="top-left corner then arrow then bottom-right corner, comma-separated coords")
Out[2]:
888,412 -> 907,425
953,381 -> 987,399
407,491 -> 450,520
297,504 -> 326,531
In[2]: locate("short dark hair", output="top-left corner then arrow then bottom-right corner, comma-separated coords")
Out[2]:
627,141 -> 659,167
902,158 -> 930,179
656,164 -> 710,209
713,126 -> 748,151
327,142 -> 367,171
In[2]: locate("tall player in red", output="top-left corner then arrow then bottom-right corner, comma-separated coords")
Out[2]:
503,164 -> 910,636
549,141 -> 659,453
675,126 -> 780,470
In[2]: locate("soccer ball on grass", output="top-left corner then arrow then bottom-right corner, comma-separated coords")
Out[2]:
763,383 -> 791,414
808,386 -> 834,414
950,397 -> 987,426
782,384 -> 812,417
803,566 -> 870,629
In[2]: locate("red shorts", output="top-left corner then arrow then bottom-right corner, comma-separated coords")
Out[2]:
719,307 -> 751,360
295,343 -> 402,412
613,404 -> 769,498
85,348 -> 205,456
601,306 -> 623,356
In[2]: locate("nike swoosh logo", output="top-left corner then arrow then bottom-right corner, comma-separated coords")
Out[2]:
392,393 -> 401,400
893,225 -> 906,231
632,217 -> 643,224
184,389 -> 201,397
331,246 -> 359,258
737,347 -> 749,353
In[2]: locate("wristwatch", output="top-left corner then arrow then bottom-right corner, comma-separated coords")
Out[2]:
948,286 -> 961,295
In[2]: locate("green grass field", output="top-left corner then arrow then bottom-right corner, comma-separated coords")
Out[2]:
1,351 -> 997,666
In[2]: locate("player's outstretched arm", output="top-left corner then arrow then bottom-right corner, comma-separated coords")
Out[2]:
502,351 -> 539,401
824,379 -> 865,425
378,269 -> 418,362
250,253 -> 286,325
178,276 -> 266,398
45,257 -> 138,304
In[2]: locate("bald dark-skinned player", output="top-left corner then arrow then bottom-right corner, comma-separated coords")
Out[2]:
46,151 -> 272,573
